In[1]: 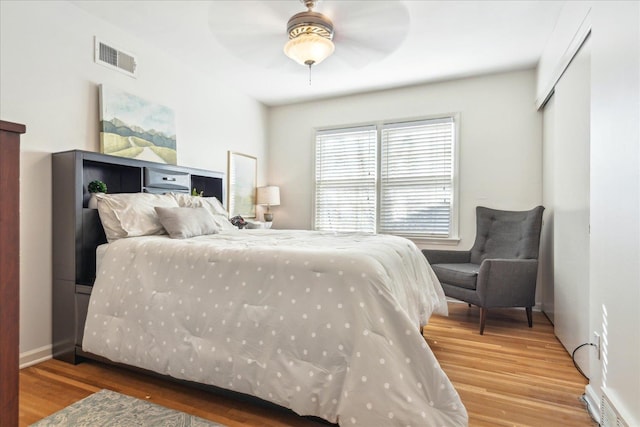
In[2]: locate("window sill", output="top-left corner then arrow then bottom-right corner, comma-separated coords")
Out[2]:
404,236 -> 461,246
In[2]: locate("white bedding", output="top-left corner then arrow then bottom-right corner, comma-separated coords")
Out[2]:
83,230 -> 467,426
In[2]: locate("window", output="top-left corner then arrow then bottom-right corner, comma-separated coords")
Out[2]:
380,118 -> 455,237
314,126 -> 377,232
314,117 -> 457,239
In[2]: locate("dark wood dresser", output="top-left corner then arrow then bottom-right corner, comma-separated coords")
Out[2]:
0,120 -> 25,427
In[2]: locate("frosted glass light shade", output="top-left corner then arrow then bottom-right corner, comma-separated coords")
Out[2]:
256,186 -> 280,206
284,33 -> 335,66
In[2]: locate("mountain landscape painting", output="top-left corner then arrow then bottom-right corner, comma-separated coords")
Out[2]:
99,85 -> 177,164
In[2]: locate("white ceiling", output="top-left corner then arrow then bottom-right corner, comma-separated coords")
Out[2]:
70,0 -> 565,106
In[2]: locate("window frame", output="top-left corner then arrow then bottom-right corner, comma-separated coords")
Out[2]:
312,114 -> 461,244
313,125 -> 378,233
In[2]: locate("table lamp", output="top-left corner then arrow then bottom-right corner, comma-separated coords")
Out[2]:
256,186 -> 280,222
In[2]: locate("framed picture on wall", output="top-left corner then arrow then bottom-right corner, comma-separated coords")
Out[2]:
99,84 -> 177,164
227,151 -> 257,218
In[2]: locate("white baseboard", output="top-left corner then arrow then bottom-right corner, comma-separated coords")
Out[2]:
20,345 -> 52,369
584,384 -> 601,424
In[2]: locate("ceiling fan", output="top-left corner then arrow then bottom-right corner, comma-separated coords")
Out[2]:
283,0 -> 335,69
208,0 -> 410,72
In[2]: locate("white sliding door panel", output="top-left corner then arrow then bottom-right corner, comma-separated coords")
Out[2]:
553,38 -> 591,375
541,95 -> 556,324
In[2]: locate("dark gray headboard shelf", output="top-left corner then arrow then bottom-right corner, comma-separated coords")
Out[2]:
52,149 -> 225,363
53,149 -> 225,285
82,160 -> 142,207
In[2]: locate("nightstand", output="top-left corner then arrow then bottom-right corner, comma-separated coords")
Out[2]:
245,220 -> 272,229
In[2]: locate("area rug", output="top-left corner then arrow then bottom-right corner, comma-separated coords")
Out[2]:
31,389 -> 227,426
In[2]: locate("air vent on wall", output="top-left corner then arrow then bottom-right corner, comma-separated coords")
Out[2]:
94,37 -> 137,78
600,392 -> 629,427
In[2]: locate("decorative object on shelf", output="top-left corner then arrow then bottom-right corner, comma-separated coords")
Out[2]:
191,188 -> 204,197
99,84 -> 177,164
257,186 -> 280,222
284,0 -> 334,75
227,151 -> 257,218
87,180 -> 107,209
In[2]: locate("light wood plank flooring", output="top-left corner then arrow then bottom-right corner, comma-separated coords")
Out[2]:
20,303 -> 596,426
425,304 -> 596,426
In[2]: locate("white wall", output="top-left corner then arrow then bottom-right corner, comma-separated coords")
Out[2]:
551,38 -> 591,375
587,2 -> 640,424
535,1 -> 592,107
538,2 -> 640,424
268,70 -> 542,256
0,1 -> 269,363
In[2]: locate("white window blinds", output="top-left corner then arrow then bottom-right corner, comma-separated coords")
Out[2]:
380,118 -> 455,237
314,116 -> 456,239
314,126 -> 377,232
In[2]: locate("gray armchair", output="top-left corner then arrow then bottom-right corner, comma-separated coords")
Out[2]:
423,206 -> 544,334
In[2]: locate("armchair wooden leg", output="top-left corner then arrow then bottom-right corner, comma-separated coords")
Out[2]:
479,308 -> 487,335
526,307 -> 533,328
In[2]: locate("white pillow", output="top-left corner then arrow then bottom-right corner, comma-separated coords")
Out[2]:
155,207 -> 219,239
96,193 -> 179,242
210,212 -> 238,232
169,193 -> 236,231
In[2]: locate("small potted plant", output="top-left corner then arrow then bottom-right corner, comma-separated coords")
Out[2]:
87,180 -> 107,209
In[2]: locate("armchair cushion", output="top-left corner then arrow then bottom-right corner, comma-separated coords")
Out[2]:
470,206 -> 544,264
422,249 -> 470,265
431,263 -> 480,290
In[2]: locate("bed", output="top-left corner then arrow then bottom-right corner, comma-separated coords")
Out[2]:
84,231 -> 466,426
52,150 -> 467,426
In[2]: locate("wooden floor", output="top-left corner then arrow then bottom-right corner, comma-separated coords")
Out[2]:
425,304 -> 596,427
20,303 -> 595,427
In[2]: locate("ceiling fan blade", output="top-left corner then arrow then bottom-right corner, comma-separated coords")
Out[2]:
208,0 -> 410,70
332,26 -> 407,67
322,0 -> 410,32
208,1 -> 300,69
320,1 -> 410,68
330,43 -> 388,69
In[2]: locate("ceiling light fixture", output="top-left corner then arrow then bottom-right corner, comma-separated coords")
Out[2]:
284,0 -> 334,83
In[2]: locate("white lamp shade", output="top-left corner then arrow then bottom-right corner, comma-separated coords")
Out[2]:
284,33 -> 335,66
256,186 -> 280,206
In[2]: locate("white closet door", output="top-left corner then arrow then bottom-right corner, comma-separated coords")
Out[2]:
553,37 -> 591,375
540,95 -> 556,324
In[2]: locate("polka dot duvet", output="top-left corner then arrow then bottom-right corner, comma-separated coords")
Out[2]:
83,230 -> 468,426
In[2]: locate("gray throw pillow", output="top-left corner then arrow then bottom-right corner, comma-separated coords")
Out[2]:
154,207 -> 219,239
